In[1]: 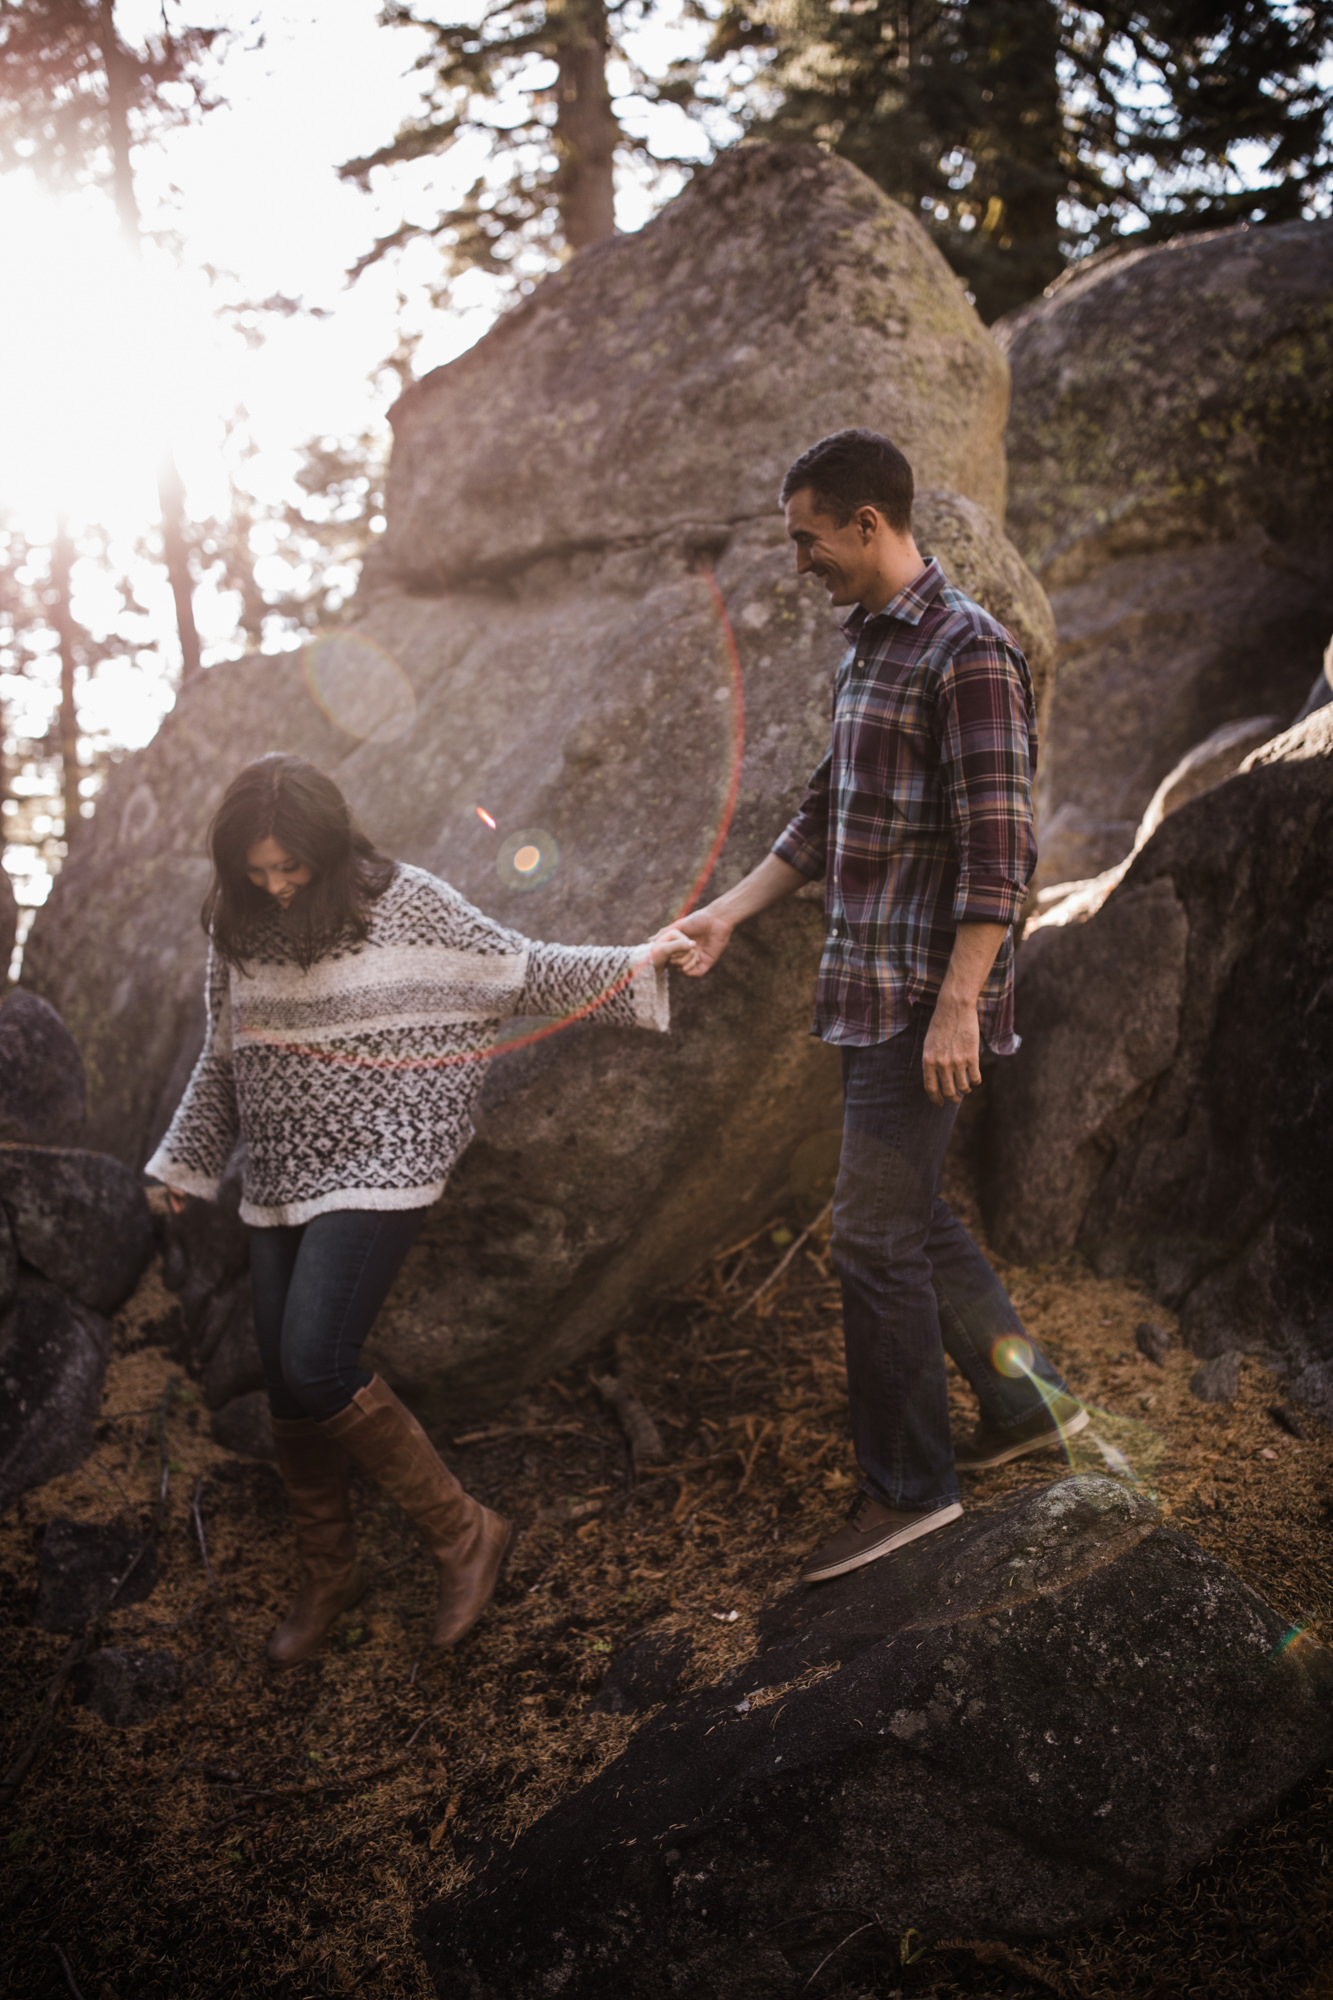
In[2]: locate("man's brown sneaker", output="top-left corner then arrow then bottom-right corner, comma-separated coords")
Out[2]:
953,1395 -> 1089,1473
800,1492 -> 963,1584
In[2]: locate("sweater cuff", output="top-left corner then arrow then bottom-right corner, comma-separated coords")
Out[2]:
144,1150 -> 222,1203
628,945 -> 671,1033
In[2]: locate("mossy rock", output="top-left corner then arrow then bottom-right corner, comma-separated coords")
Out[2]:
995,219 -> 1333,585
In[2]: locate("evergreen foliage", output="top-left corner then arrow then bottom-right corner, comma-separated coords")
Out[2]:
688,0 -> 1333,321
339,0 -> 651,288
0,0 -> 220,202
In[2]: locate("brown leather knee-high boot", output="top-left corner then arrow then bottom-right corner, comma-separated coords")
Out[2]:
322,1375 -> 512,1649
268,1416 -> 365,1667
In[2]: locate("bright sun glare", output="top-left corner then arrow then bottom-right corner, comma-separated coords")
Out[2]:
0,182 -> 221,542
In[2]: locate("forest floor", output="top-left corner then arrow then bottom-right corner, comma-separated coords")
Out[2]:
3,1148 -> 1333,2000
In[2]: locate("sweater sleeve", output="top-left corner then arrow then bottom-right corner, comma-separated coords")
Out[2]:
515,941 -> 670,1034
145,943 -> 241,1199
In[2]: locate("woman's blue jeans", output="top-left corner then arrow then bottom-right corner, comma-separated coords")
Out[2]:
250,1207 -> 427,1422
832,1007 -> 1068,1512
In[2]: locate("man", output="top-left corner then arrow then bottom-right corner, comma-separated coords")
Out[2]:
675,428 -> 1086,1583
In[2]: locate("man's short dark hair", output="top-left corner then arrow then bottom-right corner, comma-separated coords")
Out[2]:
780,429 -> 914,533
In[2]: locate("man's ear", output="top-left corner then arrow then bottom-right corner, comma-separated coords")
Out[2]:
854,504 -> 881,542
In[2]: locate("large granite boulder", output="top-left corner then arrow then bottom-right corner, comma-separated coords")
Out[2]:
34,1518 -> 158,1630
368,142 -> 1009,595
0,1280 -> 113,1512
23,146 -> 1051,1424
995,219 -> 1333,888
418,1477 -> 1333,1998
0,989 -> 87,1145
1028,712 -> 1285,934
984,708 -> 1333,1406
0,1146 -> 153,1315
72,1647 -> 180,1728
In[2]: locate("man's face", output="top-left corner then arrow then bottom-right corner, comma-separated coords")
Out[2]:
784,487 -> 877,607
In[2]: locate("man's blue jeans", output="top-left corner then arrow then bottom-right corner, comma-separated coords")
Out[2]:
832,1007 -> 1068,1512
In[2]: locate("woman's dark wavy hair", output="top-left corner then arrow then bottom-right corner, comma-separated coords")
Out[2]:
202,754 -> 395,970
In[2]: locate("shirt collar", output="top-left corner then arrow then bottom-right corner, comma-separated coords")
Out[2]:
841,557 -> 945,640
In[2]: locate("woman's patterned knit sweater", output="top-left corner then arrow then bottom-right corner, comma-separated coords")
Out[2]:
147,863 -> 669,1226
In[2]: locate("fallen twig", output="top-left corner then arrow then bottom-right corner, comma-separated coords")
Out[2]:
451,1421 -> 586,1447
636,1450 -> 743,1481
52,1941 -> 88,2000
737,1200 -> 833,1317
192,1477 -> 244,1665
737,1421 -> 774,1495
203,1759 -> 410,1826
404,1708 -> 447,1749
593,1374 -> 665,1465
709,1222 -> 776,1272
803,1917 -> 880,1990
936,1938 -> 1072,1996
154,1376 -> 179,1538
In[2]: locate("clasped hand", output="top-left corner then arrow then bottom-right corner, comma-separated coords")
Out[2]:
648,909 -> 730,978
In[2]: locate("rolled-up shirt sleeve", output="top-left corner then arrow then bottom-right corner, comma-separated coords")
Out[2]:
937,633 -> 1037,928
772,741 -> 833,881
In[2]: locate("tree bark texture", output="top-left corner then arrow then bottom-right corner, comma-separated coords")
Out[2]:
156,455 -> 202,682
551,0 -> 618,251
96,0 -> 203,682
49,519 -> 82,849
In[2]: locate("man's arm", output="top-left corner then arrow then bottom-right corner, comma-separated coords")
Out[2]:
666,854 -> 809,976
922,921 -> 1009,1107
927,624 -> 1036,1108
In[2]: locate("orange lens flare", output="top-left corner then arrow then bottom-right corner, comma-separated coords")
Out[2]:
476,807 -> 497,829
992,1335 -> 1036,1380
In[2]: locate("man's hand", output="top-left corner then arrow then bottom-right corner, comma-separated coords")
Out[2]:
656,906 -> 735,978
923,921 -> 1008,1105
652,855 -> 808,979
923,991 -> 982,1106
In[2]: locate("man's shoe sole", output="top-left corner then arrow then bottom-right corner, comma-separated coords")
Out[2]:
801,1500 -> 963,1584
956,1405 -> 1090,1473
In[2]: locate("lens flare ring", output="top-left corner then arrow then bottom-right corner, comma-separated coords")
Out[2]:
280,571 -> 745,1072
303,632 -> 417,745
497,828 -> 560,892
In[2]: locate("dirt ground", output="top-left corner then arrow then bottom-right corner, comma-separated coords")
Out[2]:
3,1151 -> 1332,2000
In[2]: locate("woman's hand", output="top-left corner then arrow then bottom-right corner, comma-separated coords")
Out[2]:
166,1186 -> 190,1215
645,926 -> 698,970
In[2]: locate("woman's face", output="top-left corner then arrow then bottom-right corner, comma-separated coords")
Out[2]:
245,835 -> 314,908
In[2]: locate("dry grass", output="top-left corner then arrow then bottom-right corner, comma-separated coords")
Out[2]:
2,1149 -> 1332,2000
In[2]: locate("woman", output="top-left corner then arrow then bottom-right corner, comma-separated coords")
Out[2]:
150,753 -> 689,1667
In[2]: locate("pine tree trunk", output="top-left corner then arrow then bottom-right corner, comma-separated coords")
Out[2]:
98,0 -> 203,681
50,519 -> 82,850
550,0 -> 619,251
963,0 -> 1065,320
157,455 -> 202,681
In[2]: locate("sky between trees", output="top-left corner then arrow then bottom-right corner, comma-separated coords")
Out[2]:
1,0 -> 1330,961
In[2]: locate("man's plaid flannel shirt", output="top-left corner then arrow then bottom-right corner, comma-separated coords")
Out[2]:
772,558 -> 1037,1054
